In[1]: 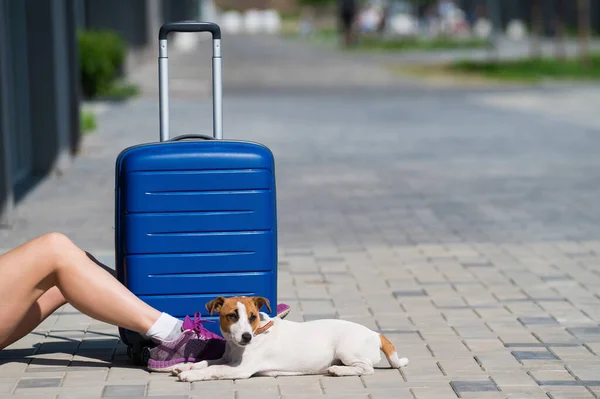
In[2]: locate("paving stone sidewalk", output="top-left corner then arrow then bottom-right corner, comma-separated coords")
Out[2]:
2,35 -> 600,398
3,238 -> 600,399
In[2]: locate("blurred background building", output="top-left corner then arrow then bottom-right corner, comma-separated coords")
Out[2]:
0,0 -> 80,225
0,0 -> 200,225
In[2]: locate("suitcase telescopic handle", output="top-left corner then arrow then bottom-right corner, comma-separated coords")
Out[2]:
158,21 -> 223,142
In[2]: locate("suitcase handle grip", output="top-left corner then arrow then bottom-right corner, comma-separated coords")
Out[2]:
159,21 -> 221,40
158,21 -> 223,143
169,134 -> 215,141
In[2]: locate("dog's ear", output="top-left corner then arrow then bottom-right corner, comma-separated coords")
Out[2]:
206,296 -> 225,315
253,296 -> 271,313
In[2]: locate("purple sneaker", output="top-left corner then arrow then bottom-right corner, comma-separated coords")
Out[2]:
146,304 -> 291,372
277,303 -> 290,319
146,313 -> 225,372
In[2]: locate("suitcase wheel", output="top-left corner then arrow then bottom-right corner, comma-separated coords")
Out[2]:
129,342 -> 146,366
142,346 -> 151,365
123,329 -> 154,366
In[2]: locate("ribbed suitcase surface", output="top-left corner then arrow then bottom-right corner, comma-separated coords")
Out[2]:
115,140 -> 278,336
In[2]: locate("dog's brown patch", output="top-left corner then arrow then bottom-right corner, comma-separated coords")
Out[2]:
379,334 -> 396,358
205,296 -> 272,334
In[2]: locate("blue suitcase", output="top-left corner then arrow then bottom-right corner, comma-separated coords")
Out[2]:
114,22 -> 278,364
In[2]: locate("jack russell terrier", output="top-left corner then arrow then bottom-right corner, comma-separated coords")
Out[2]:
172,295 -> 409,381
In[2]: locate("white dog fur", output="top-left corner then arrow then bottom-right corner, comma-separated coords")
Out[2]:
172,296 -> 409,382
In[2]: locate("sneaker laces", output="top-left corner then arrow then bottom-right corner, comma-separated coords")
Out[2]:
183,312 -> 223,341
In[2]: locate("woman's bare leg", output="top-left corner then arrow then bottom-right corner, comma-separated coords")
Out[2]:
0,287 -> 66,348
0,232 -> 161,349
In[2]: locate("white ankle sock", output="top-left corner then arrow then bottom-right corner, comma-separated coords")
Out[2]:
145,312 -> 183,341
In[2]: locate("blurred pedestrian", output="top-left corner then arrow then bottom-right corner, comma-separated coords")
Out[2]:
338,0 -> 358,47
299,6 -> 315,37
377,3 -> 391,37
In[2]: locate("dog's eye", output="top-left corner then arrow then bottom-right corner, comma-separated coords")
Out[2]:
248,314 -> 257,323
228,313 -> 239,321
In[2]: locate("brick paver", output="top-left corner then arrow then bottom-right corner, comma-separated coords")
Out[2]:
2,34 -> 600,398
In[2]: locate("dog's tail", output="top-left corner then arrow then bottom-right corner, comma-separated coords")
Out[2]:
379,334 -> 409,369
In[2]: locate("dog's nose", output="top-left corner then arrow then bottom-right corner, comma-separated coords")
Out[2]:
241,332 -> 252,343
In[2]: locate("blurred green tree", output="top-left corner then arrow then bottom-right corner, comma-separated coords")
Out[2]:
298,0 -> 335,5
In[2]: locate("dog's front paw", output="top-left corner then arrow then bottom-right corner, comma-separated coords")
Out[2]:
178,370 -> 199,382
190,360 -> 209,370
327,366 -> 344,376
178,370 -> 213,382
172,363 -> 192,375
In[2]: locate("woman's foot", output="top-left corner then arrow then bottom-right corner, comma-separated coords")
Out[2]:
146,303 -> 291,372
146,314 -> 224,372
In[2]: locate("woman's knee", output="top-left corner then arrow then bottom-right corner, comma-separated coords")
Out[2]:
36,232 -> 77,263
39,232 -> 74,248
